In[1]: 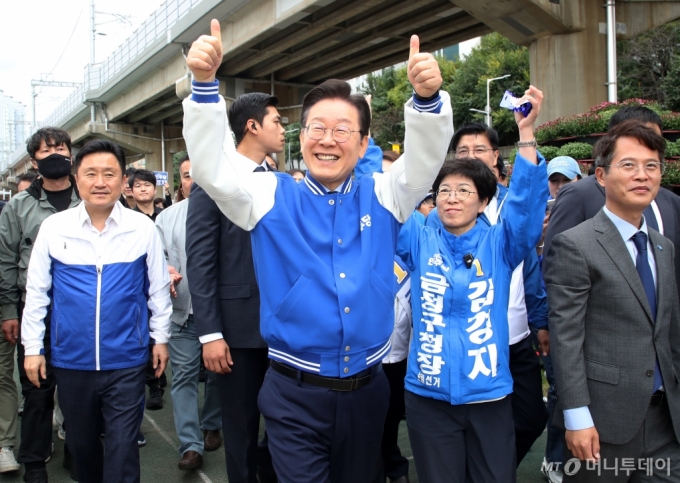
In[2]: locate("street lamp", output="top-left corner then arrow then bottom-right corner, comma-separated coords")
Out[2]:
485,74 -> 511,128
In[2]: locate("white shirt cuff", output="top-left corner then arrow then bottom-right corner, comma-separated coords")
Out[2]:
199,332 -> 224,344
563,407 -> 595,431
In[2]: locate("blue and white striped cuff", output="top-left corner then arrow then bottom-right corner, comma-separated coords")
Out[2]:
191,79 -> 220,103
412,92 -> 442,114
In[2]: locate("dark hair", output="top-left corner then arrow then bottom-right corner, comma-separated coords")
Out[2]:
178,153 -> 191,170
27,127 -> 72,159
496,154 -> 507,179
228,93 -> 278,145
74,139 -> 125,175
432,158 -> 497,205
382,150 -> 400,163
124,167 -> 137,178
128,169 -> 157,188
18,172 -> 38,184
300,79 -> 370,138
594,119 -> 666,169
452,122 -> 500,151
154,197 -> 165,205
609,106 -> 663,132
286,168 -> 305,176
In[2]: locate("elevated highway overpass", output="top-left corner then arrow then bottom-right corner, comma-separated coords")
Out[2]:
3,0 -> 680,192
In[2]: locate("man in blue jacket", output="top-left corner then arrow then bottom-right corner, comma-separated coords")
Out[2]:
21,139 -> 172,483
183,19 -> 453,483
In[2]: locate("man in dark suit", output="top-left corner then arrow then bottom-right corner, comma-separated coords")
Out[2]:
186,92 -> 284,483
544,106 -> 680,301
545,120 -> 680,481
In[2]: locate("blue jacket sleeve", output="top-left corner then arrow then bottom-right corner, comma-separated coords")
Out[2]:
396,212 -> 424,272
353,138 -> 383,179
522,250 -> 548,331
498,153 -> 549,270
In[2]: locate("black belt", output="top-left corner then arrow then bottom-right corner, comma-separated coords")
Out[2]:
270,360 -> 381,392
650,391 -> 665,406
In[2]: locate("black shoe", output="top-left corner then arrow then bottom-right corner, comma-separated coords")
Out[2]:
145,386 -> 164,410
23,468 -> 48,483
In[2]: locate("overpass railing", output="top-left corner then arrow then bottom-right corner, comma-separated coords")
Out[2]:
4,0 -> 203,173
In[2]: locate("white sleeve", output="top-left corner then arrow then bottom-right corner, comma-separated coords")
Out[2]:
146,223 -> 172,344
21,220 -> 54,356
374,91 -> 454,222
182,96 -> 278,231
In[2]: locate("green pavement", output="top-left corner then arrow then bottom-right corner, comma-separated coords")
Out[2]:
0,363 -> 550,483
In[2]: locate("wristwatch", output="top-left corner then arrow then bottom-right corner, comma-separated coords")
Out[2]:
516,139 -> 537,148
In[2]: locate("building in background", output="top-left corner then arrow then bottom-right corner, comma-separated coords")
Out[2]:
0,91 -> 27,170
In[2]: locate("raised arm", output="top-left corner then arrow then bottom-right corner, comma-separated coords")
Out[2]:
374,36 -> 454,223
183,19 -> 276,231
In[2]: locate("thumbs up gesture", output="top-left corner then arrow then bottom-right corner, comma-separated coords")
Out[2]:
187,19 -> 223,83
407,35 -> 442,99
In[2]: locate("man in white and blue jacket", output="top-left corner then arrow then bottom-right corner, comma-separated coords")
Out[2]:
183,21 -> 453,483
21,140 -> 172,483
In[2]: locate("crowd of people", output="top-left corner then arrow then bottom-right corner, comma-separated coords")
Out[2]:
0,17 -> 679,483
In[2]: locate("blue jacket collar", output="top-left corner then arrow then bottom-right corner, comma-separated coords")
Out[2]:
303,173 -> 353,196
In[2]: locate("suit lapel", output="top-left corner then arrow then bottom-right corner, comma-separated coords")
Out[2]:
655,192 -> 673,239
594,211 -> 655,325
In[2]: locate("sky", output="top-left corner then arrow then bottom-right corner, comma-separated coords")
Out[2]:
1,0 -> 166,123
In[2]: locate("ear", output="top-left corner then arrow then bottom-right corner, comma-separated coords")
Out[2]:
595,166 -> 606,187
478,198 -> 489,214
30,159 -> 38,170
245,119 -> 258,137
358,135 -> 369,158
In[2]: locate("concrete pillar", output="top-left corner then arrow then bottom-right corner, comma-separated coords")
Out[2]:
530,0 -> 606,125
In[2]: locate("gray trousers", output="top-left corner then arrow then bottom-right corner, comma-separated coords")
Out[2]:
564,396 -> 680,482
0,336 -> 17,447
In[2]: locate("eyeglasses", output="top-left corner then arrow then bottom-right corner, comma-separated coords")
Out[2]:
455,147 -> 494,158
608,161 -> 665,177
436,187 -> 476,200
303,123 -> 360,143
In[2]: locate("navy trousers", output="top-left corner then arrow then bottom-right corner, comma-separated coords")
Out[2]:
258,364 -> 390,483
54,364 -> 146,483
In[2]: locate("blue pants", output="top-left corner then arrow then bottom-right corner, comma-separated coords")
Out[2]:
168,316 -> 222,455
258,364 -> 389,483
54,364 -> 146,483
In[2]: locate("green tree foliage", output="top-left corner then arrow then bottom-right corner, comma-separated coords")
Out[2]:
172,150 -> 187,190
361,33 -> 530,149
285,122 -> 302,168
618,21 -> 680,105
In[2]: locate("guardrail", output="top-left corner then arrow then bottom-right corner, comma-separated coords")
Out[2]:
3,0 -> 203,174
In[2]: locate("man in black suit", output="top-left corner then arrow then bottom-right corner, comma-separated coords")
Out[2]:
186,92 -> 285,483
544,106 -> 680,299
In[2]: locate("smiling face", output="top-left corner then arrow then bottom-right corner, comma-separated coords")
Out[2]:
436,174 -> 489,236
75,152 -> 123,210
596,136 -> 661,222
300,98 -> 368,190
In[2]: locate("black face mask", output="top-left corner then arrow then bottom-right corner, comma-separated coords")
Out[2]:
36,153 -> 72,180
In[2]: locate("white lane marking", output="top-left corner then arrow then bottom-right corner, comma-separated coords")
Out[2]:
143,413 -> 214,483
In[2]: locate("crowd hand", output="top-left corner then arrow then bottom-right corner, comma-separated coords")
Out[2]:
407,35 -> 442,99
541,213 -> 550,243
203,339 -> 233,374
164,182 -> 170,195
25,355 -> 46,388
1,318 -> 18,345
514,85 -> 544,132
152,343 -> 169,378
168,265 -> 182,298
187,19 -> 223,83
536,329 -> 550,357
566,427 -> 600,463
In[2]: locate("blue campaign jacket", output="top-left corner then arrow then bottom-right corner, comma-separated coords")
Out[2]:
397,153 -> 548,404
426,184 -> 548,332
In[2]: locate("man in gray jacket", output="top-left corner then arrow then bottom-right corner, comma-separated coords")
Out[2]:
0,127 -> 79,482
155,155 -> 222,471
545,120 -> 680,481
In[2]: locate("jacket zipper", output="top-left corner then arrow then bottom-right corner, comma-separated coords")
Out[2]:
96,266 -> 102,370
